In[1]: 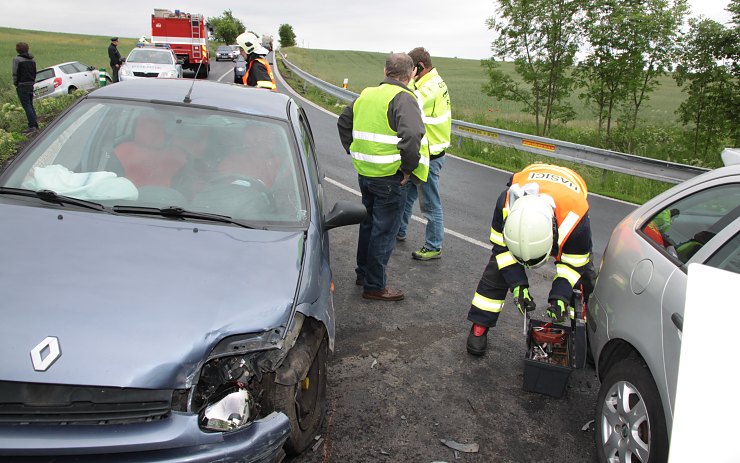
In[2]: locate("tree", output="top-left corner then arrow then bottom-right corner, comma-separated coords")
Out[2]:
206,10 -> 245,44
675,18 -> 737,161
619,0 -> 687,136
482,0 -> 583,136
279,24 -> 296,48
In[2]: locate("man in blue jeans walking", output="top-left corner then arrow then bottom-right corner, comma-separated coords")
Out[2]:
337,53 -> 425,301
397,47 -> 451,260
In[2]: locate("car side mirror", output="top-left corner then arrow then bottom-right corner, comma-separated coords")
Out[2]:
324,200 -> 366,230
177,59 -> 184,65
87,65 -> 95,71
120,57 -> 126,63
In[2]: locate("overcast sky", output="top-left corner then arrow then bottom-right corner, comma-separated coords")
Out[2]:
2,0 -> 734,60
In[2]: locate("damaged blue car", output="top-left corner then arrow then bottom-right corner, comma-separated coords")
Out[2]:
0,79 -> 365,462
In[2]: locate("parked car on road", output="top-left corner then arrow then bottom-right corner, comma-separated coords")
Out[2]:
234,55 -> 247,83
119,45 -> 183,81
588,149 -> 740,463
216,45 -> 235,61
33,61 -> 108,99
0,78 -> 366,462
230,44 -> 241,59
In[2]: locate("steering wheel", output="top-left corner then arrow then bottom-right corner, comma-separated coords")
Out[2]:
206,173 -> 268,193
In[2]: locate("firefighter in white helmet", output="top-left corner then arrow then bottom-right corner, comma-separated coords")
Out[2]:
466,163 -> 596,356
235,31 -> 276,91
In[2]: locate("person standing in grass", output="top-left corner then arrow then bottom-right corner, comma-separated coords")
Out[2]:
12,42 -> 38,133
108,37 -> 123,83
397,47 -> 451,261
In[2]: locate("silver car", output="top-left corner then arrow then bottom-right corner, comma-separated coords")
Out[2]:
119,46 -> 183,81
589,149 -> 740,463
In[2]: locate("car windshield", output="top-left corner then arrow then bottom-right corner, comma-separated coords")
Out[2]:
127,49 -> 173,64
1,100 -> 307,227
217,46 -> 231,52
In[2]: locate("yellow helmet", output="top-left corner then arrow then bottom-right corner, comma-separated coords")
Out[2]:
236,32 -> 268,55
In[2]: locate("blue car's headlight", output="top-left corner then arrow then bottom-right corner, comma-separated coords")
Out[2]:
193,354 -> 262,432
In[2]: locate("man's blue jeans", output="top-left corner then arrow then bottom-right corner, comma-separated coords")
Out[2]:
399,155 -> 445,251
16,86 -> 38,129
356,172 -> 407,292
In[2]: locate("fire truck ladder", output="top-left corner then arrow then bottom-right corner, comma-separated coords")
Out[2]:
191,17 -> 201,60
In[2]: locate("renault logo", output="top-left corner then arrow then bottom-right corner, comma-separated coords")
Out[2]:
30,336 -> 61,371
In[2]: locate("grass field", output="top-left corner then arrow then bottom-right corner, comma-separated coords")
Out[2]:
0,28 -> 139,88
280,47 -> 687,130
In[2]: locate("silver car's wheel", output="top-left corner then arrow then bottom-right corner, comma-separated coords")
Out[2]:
595,358 -> 668,463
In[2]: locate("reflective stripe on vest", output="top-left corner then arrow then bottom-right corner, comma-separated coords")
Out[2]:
505,164 -> 589,258
413,68 -> 451,159
349,84 -> 416,178
243,57 -> 276,91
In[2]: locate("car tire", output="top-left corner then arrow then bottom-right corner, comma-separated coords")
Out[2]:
271,335 -> 328,456
595,357 -> 669,463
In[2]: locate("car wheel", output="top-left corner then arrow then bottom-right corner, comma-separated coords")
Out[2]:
595,357 -> 669,463
67,86 -> 77,94
271,335 -> 328,455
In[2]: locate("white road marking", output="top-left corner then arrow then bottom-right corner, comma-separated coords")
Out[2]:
217,68 -> 232,82
324,177 -> 491,250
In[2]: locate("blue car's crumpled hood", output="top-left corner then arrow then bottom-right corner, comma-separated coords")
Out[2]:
0,204 -> 304,389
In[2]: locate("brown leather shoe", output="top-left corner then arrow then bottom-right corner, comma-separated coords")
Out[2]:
362,287 -> 404,301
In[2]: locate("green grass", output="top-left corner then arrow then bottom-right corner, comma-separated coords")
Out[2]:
0,27 -> 138,88
280,47 -> 686,129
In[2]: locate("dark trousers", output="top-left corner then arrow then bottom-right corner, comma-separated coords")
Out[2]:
356,172 -> 407,292
16,86 -> 38,129
111,65 -> 120,83
467,255 -> 596,328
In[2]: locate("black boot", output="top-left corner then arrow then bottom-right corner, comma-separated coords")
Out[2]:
466,324 -> 488,356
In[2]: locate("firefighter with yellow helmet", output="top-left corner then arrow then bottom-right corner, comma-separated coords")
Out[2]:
466,163 -> 596,356
235,31 -> 276,91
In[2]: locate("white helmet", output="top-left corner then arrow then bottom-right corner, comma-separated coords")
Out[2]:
236,32 -> 269,55
503,195 -> 555,268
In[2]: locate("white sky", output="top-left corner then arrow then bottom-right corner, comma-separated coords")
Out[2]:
1,0 -> 734,60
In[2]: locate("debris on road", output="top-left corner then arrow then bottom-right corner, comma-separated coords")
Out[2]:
440,439 -> 479,453
379,449 -> 390,456
371,359 -> 378,369
466,398 -> 476,412
311,435 -> 324,452
581,419 -> 594,431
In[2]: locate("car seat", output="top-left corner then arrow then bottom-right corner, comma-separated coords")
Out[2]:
114,116 -> 186,187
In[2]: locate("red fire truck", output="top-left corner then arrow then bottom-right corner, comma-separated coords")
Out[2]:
151,9 -> 210,78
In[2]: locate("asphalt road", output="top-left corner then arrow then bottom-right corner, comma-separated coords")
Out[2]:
207,59 -> 636,463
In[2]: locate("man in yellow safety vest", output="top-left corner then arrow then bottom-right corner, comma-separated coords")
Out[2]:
337,53 -> 425,301
397,47 -> 451,261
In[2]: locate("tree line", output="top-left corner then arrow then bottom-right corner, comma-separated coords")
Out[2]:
483,0 -> 738,162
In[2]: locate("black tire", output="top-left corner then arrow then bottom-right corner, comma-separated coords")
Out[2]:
595,357 -> 669,463
271,336 -> 328,455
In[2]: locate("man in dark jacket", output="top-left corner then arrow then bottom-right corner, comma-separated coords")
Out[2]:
12,42 -> 38,132
337,53 -> 425,301
108,37 -> 123,83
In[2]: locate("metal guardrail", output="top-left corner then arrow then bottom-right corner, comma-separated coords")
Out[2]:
279,52 -> 709,184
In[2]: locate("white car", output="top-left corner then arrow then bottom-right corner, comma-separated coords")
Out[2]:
33,62 -> 109,99
119,46 -> 183,81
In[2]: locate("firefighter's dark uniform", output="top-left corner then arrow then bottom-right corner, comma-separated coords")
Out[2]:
467,164 -> 596,327
242,54 -> 276,91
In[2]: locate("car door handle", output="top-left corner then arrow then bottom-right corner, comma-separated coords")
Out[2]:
671,312 -> 683,332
